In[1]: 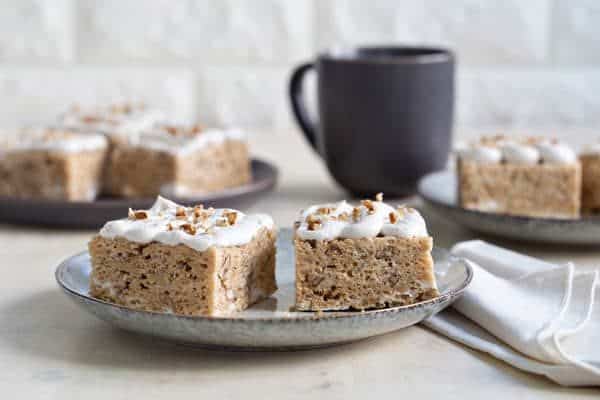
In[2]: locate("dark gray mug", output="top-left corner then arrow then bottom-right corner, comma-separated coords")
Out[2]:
289,46 -> 455,197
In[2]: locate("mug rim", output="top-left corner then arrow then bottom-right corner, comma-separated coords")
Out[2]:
319,46 -> 454,64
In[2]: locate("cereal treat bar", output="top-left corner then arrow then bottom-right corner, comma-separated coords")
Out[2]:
60,103 -> 165,195
294,194 -> 439,311
89,196 -> 277,316
0,127 -> 108,200
104,124 -> 251,198
457,136 -> 581,219
580,143 -> 600,212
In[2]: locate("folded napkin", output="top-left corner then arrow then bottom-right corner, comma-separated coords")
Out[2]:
424,240 -> 600,386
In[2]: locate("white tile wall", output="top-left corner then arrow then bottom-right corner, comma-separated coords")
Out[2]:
0,0 -> 598,136
317,0 -> 550,65
0,67 -> 196,126
457,69 -> 594,129
196,66 -> 292,130
551,0 -> 600,65
0,0 -> 74,63
77,0 -> 313,65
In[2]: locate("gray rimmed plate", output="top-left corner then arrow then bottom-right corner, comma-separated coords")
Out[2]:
419,170 -> 600,245
0,158 -> 277,229
55,228 -> 472,350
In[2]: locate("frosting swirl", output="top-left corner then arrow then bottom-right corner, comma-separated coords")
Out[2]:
295,200 -> 428,241
99,196 -> 273,251
535,142 -> 577,164
60,103 -> 165,139
458,137 -> 577,165
2,127 -> 107,154
458,146 -> 502,163
500,143 -> 540,164
133,125 -> 246,155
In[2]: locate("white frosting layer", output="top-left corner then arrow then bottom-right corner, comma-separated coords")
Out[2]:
2,127 -> 107,154
99,196 -> 273,251
295,200 -> 428,241
458,146 -> 502,163
60,104 -> 165,139
458,138 -> 577,165
536,142 -> 577,164
501,143 -> 540,164
133,125 -> 246,155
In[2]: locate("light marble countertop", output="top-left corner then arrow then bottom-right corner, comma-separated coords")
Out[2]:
1,131 -> 599,399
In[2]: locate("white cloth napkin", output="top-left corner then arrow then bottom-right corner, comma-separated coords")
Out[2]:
424,240 -> 600,386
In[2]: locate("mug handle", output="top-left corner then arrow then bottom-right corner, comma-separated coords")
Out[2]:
289,62 -> 318,152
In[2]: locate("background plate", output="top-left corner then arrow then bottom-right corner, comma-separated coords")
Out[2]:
418,170 -> 600,245
0,158 -> 277,229
55,228 -> 472,351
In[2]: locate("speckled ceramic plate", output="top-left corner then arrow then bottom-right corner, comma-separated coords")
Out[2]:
55,229 -> 472,350
0,158 -> 277,229
419,170 -> 600,245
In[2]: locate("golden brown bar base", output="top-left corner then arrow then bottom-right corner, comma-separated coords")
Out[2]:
581,154 -> 600,212
105,140 -> 251,198
294,236 -> 438,311
89,227 -> 277,316
458,160 -> 582,219
0,149 -> 106,201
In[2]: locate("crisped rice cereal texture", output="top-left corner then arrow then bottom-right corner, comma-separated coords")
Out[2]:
89,227 -> 277,316
294,235 -> 438,311
458,160 -> 581,219
580,154 -> 600,212
0,149 -> 106,200
105,139 -> 251,198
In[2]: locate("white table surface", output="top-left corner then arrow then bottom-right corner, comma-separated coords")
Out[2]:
1,131 -> 599,399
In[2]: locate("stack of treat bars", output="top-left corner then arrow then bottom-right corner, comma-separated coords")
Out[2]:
0,103 -> 251,201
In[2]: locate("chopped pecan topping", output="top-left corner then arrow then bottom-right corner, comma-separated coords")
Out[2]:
389,211 -> 398,224
215,218 -> 228,227
316,207 -> 331,215
375,192 -> 383,202
181,223 -> 196,235
361,199 -> 376,214
193,205 -> 204,218
307,221 -> 321,231
338,212 -> 350,222
166,223 -> 174,231
479,134 -> 505,146
110,103 -> 132,114
352,207 -> 362,222
175,207 -> 187,218
165,125 -> 178,136
224,210 -> 238,225
128,208 -> 148,220
82,115 -> 100,124
306,214 -> 322,231
305,214 -> 319,223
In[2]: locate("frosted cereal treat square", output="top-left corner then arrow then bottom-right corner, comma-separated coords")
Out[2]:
294,195 -> 438,311
457,136 -> 581,219
105,124 -> 251,198
580,142 -> 600,212
88,197 -> 277,316
0,127 -> 107,201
